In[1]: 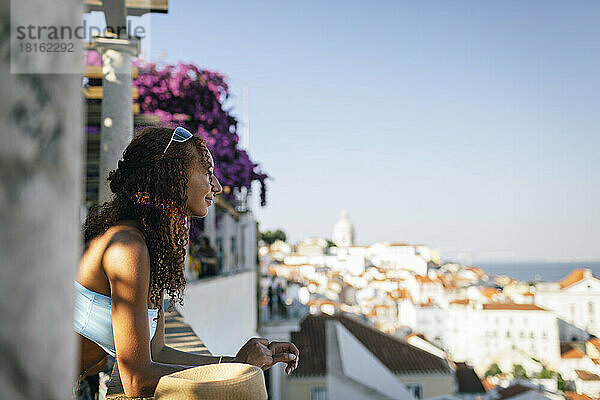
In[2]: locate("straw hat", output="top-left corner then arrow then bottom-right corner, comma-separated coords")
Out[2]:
154,363 -> 268,400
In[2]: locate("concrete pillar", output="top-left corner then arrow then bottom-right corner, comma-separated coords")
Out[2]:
241,212 -> 258,271
94,35 -> 139,203
270,364 -> 283,400
0,0 -> 82,397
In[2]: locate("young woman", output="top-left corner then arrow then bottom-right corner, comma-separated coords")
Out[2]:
75,126 -> 299,398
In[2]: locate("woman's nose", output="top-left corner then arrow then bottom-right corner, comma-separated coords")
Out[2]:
212,176 -> 223,195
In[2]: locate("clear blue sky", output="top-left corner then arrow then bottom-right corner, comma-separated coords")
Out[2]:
108,1 -> 600,262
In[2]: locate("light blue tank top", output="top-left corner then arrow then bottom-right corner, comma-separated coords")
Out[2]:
73,280 -> 159,357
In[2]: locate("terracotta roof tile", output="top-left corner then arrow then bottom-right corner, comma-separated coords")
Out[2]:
482,303 -> 547,311
415,275 -> 435,284
481,378 -> 496,391
388,288 -> 412,302
291,313 -> 452,378
420,298 -> 433,307
588,337 -> 600,351
406,333 -> 426,340
565,392 -> 594,400
559,269 -> 599,289
575,370 -> 600,381
560,269 -> 586,289
481,287 -> 502,299
561,343 -> 586,359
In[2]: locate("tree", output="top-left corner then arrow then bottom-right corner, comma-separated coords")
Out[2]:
512,364 -> 528,380
537,366 -> 554,379
484,363 -> 503,378
556,372 -> 565,392
261,230 -> 287,245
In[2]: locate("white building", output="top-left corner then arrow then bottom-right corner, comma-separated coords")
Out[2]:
296,237 -> 328,256
445,303 -> 560,375
327,246 -> 367,276
535,269 -> 600,339
397,301 -> 449,350
368,242 -> 428,276
414,304 -> 449,349
332,209 -> 354,248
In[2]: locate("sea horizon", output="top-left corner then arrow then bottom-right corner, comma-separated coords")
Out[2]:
471,261 -> 600,283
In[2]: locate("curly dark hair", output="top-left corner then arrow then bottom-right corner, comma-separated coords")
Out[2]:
82,126 -> 213,317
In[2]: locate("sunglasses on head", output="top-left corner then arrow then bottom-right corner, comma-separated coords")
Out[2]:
163,127 -> 193,154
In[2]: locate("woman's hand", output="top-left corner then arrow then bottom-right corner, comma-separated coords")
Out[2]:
268,341 -> 299,375
234,338 -> 299,373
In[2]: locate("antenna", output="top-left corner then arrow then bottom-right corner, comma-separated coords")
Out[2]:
242,86 -> 249,150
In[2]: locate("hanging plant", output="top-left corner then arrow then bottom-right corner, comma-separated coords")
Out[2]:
84,51 -> 268,206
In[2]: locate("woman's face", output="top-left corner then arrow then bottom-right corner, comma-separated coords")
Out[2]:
186,149 -> 222,217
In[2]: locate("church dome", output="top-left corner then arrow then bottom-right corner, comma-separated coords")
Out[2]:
332,209 -> 354,247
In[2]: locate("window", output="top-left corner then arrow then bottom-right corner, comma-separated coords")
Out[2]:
230,236 -> 236,270
520,331 -> 525,339
311,386 -> 327,400
589,302 -> 594,315
406,384 -> 423,399
506,331 -> 511,338
215,237 -> 223,271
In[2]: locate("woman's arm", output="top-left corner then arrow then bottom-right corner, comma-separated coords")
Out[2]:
104,230 -> 298,397
104,231 -> 193,397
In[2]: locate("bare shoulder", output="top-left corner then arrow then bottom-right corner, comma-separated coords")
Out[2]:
103,225 -> 150,285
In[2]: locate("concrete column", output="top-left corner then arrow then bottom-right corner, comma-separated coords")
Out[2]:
241,212 -> 258,271
270,364 -> 283,400
94,35 -> 139,203
0,0 -> 82,397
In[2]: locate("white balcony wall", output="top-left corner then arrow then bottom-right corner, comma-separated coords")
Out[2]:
179,270 -> 258,356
